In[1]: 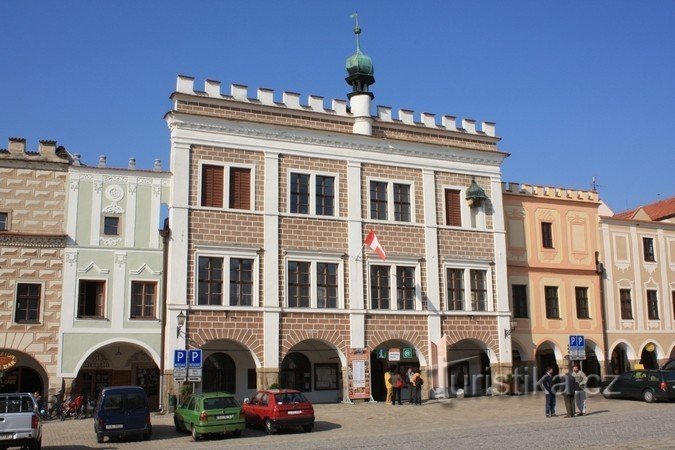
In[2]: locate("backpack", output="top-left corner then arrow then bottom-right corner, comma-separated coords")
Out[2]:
415,376 -> 424,387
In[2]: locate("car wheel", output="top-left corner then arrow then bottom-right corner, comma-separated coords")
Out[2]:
233,429 -> 242,438
143,430 -> 151,441
96,432 -> 104,444
174,416 -> 182,432
28,438 -> 41,450
265,418 -> 274,435
302,424 -> 314,433
643,389 -> 655,403
192,425 -> 201,441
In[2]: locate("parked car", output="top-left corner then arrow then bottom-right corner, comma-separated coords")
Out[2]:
603,370 -> 675,403
0,393 -> 42,450
242,389 -> 314,435
662,359 -> 675,371
94,386 -> 151,443
174,392 -> 244,441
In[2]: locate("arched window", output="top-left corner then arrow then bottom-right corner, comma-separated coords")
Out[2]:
203,352 -> 236,393
280,352 -> 311,392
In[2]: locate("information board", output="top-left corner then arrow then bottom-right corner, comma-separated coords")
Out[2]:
347,347 -> 371,400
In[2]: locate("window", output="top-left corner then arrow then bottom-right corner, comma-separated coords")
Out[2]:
541,222 -> 553,248
290,173 -> 310,214
288,261 -> 310,307
201,164 -> 224,208
230,258 -> 253,306
575,287 -> 589,319
317,263 -> 338,308
647,290 -> 659,320
619,289 -> 633,320
288,172 -> 337,216
103,216 -> 119,236
198,257 -> 223,305
15,283 -> 41,323
470,270 -> 487,311
446,268 -> 464,311
396,266 -> 415,310
370,265 -> 390,309
229,167 -> 251,209
545,286 -> 560,319
642,237 -> 655,262
512,285 -> 528,318
78,280 -> 105,318
445,189 -> 462,227
315,176 -> 335,216
370,181 -> 388,220
130,281 -> 156,319
393,184 -> 411,222
0,212 -> 8,231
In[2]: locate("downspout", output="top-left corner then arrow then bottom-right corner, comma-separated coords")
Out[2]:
158,218 -> 171,412
595,251 -> 610,376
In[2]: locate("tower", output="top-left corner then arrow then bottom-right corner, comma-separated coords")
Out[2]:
345,14 -> 375,136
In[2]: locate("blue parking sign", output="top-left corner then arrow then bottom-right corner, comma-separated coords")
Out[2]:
569,335 -> 585,350
188,349 -> 202,368
174,349 -> 187,368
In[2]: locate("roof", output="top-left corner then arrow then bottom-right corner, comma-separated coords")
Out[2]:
614,196 -> 675,221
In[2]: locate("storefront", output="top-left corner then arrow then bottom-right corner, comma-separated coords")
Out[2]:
370,340 -> 421,402
0,350 -> 48,395
280,340 -> 344,404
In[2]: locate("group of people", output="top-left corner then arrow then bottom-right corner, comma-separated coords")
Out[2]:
384,367 -> 424,406
542,365 -> 589,418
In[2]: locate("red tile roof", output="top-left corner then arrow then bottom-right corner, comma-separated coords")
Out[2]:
614,196 -> 675,221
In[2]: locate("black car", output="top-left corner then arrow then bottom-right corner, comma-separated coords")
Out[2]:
662,359 -> 675,371
603,370 -> 675,403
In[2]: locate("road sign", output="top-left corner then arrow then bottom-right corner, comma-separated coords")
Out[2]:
174,367 -> 187,382
375,348 -> 388,359
188,368 -> 202,377
188,349 -> 202,368
569,335 -> 586,360
402,348 -> 414,359
174,350 -> 187,369
388,348 -> 401,362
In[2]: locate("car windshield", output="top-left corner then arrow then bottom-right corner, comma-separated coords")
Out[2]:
0,396 -> 34,413
663,371 -> 675,382
277,393 -> 308,404
203,397 -> 238,409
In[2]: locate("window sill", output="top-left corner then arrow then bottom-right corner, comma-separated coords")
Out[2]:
363,218 -> 423,227
193,206 -> 260,214
76,317 -> 108,321
545,317 -> 562,320
283,307 -> 347,314
437,225 -> 491,233
281,212 -> 346,221
190,305 -> 259,312
14,321 -> 40,325
366,309 -> 426,315
129,317 -> 160,321
442,310 -> 498,316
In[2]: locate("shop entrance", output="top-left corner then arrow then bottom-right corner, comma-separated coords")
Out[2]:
0,351 -> 47,395
640,343 -> 659,369
609,344 -> 631,375
535,342 -> 560,379
370,340 -> 420,402
447,339 -> 492,397
280,340 -> 344,404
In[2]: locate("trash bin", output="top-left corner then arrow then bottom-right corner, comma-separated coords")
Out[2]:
169,394 -> 177,408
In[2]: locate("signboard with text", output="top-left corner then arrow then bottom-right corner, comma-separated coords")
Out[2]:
347,347 -> 371,400
388,348 -> 401,362
569,335 -> 586,360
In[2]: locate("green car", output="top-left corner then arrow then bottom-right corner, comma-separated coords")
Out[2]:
173,392 -> 244,440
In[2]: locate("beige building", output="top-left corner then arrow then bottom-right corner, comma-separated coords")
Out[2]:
599,196 -> 675,373
0,138 -> 71,396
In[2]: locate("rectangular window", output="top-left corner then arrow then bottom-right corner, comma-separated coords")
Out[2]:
315,176 -> 335,216
393,184 -> 411,222
512,284 -> 528,318
575,287 -> 590,319
230,258 -> 253,306
0,212 -> 8,231
445,189 -> 462,227
370,181 -> 388,220
201,164 -> 224,208
541,222 -> 553,248
229,167 -> 251,209
446,268 -> 464,311
370,265 -> 390,309
317,263 -> 338,308
77,280 -> 105,318
103,217 -> 119,236
130,281 -> 156,319
288,261 -> 310,307
15,283 -> 41,323
470,270 -> 487,311
396,266 -> 415,310
198,257 -> 223,305
545,286 -> 560,319
619,289 -> 633,320
290,173 -> 310,214
647,290 -> 659,320
642,237 -> 655,262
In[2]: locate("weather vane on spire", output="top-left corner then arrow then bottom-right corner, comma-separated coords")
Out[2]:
350,12 -> 361,52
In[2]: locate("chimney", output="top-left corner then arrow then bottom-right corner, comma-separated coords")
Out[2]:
38,140 -> 57,158
8,137 -> 26,155
128,158 -> 136,170
153,159 -> 162,172
73,154 -> 82,166
98,155 -> 107,168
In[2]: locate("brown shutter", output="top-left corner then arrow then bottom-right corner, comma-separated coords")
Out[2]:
229,167 -> 251,209
201,165 -> 224,207
445,189 -> 462,226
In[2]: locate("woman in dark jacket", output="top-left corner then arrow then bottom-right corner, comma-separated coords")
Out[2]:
391,371 -> 404,405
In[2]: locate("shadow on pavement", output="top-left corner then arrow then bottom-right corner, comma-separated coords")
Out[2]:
584,409 -> 609,416
244,421 -> 341,436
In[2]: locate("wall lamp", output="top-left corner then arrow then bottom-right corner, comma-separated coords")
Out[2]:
504,318 -> 518,338
176,311 -> 186,337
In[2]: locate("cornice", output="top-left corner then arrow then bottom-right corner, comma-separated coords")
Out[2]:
0,233 -> 67,248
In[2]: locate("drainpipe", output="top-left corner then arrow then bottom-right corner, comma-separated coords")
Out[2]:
158,218 -> 171,412
595,251 -> 610,377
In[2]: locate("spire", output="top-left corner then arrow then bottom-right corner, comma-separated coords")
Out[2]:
345,12 -> 375,99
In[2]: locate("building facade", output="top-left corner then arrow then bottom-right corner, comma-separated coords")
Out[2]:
59,157 -> 170,408
599,197 -> 675,373
0,138 -> 71,396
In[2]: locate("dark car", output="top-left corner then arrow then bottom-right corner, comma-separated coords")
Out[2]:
94,386 -> 151,443
662,359 -> 675,371
242,389 -> 314,435
603,370 -> 675,403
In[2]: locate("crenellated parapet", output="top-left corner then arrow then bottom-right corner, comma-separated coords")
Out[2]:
503,181 -> 600,203
0,137 -> 70,164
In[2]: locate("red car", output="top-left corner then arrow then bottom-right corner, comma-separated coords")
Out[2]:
242,389 -> 315,435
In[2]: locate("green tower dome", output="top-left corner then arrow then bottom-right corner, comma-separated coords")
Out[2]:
346,49 -> 374,77
345,13 -> 375,98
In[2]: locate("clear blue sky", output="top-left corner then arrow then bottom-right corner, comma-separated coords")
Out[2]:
2,1 -> 673,212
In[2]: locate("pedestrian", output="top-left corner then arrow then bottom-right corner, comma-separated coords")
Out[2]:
384,367 -> 393,404
33,391 -> 44,416
391,370 -> 404,405
541,367 -> 556,417
412,369 -> 423,405
562,368 -> 576,418
572,365 -> 588,415
406,367 -> 415,404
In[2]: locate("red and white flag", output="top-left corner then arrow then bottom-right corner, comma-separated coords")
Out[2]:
364,230 -> 387,261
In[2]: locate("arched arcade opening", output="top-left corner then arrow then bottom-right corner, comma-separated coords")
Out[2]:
447,339 -> 493,397
200,339 -> 259,402
0,350 -> 48,395
370,339 -> 422,402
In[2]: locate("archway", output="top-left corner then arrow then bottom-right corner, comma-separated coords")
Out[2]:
609,341 -> 635,374
535,341 -> 561,378
639,342 -> 659,369
0,350 -> 48,395
578,340 -> 602,387
203,353 -> 236,394
447,339 -> 494,397
371,339 -> 422,402
280,339 -> 343,404
201,339 -> 258,401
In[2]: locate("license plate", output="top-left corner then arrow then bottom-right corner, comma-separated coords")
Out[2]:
216,414 -> 234,420
106,424 -> 123,429
287,410 -> 302,415
0,433 -> 13,439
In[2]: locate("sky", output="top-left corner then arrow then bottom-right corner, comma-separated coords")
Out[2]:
1,1 -> 674,213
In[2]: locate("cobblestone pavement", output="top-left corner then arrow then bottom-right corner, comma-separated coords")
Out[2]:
39,394 -> 675,449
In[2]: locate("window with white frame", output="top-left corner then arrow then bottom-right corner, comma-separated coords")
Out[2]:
15,283 -> 41,324
369,179 -> 413,223
288,171 -> 336,216
369,262 -> 420,311
446,268 -> 464,310
130,281 -> 157,319
286,256 -> 342,309
444,262 -> 493,312
196,250 -> 258,307
470,270 -> 488,311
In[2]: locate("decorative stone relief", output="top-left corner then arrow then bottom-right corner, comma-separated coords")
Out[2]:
621,321 -> 633,330
102,184 -> 125,213
82,351 -> 110,369
99,237 -> 121,246
65,252 -> 78,266
647,321 -> 660,330
128,183 -> 137,195
152,185 -> 161,197
114,253 -> 127,267
70,179 -> 80,191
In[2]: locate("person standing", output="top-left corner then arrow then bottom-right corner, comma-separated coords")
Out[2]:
572,365 -> 588,415
391,371 -> 403,405
542,367 -> 556,417
384,367 -> 393,404
406,367 -> 415,404
412,369 -> 423,405
562,368 -> 576,418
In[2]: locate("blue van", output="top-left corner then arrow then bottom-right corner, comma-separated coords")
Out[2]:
94,386 -> 152,443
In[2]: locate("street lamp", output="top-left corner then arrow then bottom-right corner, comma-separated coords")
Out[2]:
504,319 -> 518,338
176,311 -> 186,338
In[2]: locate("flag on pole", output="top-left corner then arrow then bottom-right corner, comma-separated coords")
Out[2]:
364,230 -> 386,261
